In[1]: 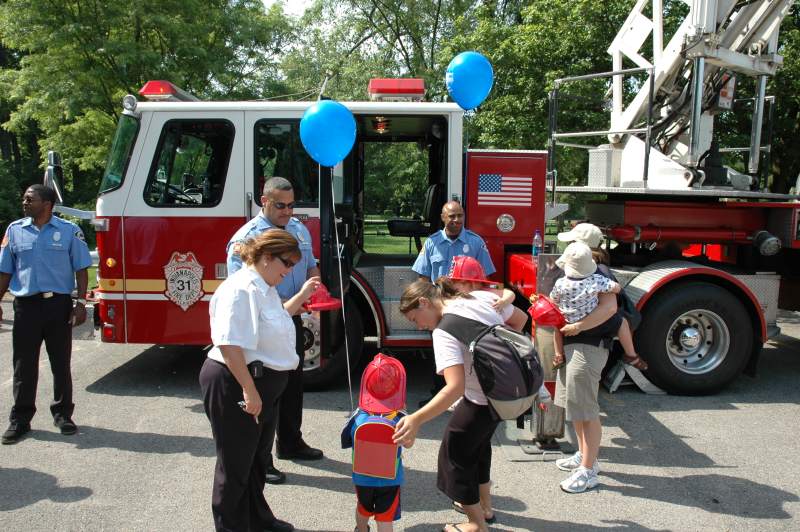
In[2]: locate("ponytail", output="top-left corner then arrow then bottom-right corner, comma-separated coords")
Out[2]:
399,277 -> 472,314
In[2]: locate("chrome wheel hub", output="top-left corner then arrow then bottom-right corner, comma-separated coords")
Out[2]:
301,312 -> 322,372
665,309 -> 730,375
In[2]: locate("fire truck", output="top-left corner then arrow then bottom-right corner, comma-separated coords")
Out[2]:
63,0 -> 795,394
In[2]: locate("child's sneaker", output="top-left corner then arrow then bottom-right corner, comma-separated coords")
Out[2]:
555,451 -> 600,473
559,466 -> 599,493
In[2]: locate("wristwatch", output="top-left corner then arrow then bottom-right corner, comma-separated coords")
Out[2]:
76,298 -> 87,306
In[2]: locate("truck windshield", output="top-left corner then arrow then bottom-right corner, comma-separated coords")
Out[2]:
99,113 -> 139,194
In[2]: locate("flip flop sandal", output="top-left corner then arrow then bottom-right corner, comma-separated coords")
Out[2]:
624,355 -> 648,371
552,359 -> 566,370
452,502 -> 497,524
442,525 -> 464,532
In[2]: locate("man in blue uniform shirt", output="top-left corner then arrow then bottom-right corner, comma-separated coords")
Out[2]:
411,200 -> 497,407
0,184 -> 92,444
412,200 -> 495,281
227,176 -> 323,484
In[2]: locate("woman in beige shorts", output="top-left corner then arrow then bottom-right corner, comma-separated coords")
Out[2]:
552,223 -> 619,494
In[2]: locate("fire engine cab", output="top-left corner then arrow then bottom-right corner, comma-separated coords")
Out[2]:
87,78 -> 546,388
75,0 -> 797,396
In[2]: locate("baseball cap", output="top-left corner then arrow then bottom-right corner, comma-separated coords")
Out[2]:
557,223 -> 604,249
447,256 -> 494,285
359,353 -> 406,414
555,242 -> 597,279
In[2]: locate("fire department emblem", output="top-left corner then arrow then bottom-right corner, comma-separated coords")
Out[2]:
164,252 -> 205,311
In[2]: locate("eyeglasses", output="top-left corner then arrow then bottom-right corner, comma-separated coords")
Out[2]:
270,200 -> 296,210
277,256 -> 297,268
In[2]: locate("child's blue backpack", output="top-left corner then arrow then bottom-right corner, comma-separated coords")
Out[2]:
342,411 -> 402,480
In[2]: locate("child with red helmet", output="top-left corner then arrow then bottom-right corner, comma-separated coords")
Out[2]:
341,354 -> 408,532
444,255 -> 527,332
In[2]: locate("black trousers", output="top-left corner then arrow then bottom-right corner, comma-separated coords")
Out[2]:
200,358 -> 289,532
10,293 -> 74,424
263,315 -> 306,461
437,398 -> 499,506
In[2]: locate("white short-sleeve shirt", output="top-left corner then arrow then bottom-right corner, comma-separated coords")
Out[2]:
432,291 -> 514,405
550,273 -> 616,323
207,267 -> 299,371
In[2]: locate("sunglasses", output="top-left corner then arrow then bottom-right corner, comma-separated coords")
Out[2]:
270,200 -> 296,210
277,256 -> 297,268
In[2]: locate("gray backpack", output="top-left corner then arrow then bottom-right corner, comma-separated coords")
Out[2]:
437,314 -> 544,420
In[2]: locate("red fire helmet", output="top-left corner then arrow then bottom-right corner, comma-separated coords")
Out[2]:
447,256 -> 494,285
305,284 -> 342,312
528,294 -> 566,329
359,353 -> 407,414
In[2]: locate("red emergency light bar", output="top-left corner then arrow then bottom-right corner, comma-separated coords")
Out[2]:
139,80 -> 199,102
367,78 -> 425,101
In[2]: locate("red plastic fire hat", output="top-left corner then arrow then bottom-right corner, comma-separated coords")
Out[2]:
447,256 -> 494,285
305,284 -> 342,312
359,353 -> 407,414
528,294 -> 566,329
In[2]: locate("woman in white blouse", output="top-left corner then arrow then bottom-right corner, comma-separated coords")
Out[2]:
199,229 -> 319,532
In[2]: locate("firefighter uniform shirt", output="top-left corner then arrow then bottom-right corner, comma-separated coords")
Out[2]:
207,267 -> 299,371
226,213 -> 316,299
412,229 -> 495,282
0,216 -> 92,296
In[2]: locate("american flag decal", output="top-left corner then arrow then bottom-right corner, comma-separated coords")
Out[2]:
477,174 -> 533,206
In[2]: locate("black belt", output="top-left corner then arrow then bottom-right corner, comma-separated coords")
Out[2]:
16,292 -> 69,301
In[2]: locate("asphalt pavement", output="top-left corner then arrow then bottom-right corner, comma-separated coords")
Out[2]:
1,302 -> 799,531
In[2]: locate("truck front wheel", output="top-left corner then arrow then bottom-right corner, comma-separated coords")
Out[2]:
302,298 -> 363,390
636,282 -> 753,395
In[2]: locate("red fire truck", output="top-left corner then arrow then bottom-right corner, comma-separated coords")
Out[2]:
66,0 -> 796,395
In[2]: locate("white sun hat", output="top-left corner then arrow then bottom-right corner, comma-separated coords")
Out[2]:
557,223 -> 604,249
555,242 -> 597,279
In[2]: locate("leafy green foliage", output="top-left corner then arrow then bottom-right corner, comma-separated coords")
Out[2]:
0,0 -> 292,208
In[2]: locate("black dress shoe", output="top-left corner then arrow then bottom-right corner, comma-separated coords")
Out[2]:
264,518 -> 294,532
54,416 -> 77,435
264,464 -> 286,485
1,422 -> 31,445
277,443 -> 323,461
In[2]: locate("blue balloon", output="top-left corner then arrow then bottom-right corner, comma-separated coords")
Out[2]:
300,100 -> 357,167
445,51 -> 494,110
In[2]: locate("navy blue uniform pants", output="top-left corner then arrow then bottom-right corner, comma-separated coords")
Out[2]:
263,315 -> 305,461
10,293 -> 74,424
200,358 -> 289,532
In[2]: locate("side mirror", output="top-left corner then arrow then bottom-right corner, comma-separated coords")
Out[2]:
43,150 -> 65,205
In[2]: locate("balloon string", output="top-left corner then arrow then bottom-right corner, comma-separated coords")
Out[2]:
325,164 -> 355,415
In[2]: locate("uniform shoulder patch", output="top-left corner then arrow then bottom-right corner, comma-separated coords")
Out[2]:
74,228 -> 86,242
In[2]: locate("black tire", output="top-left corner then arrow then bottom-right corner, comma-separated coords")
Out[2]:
636,282 -> 753,395
302,299 -> 364,390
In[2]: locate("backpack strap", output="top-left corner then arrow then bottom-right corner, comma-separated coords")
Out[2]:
437,314 -> 490,347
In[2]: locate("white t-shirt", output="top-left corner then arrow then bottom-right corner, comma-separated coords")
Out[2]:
207,267 -> 299,371
550,273 -> 616,323
432,291 -> 514,405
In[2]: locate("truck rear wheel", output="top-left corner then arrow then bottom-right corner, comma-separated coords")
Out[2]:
636,282 -> 753,395
302,298 -> 363,390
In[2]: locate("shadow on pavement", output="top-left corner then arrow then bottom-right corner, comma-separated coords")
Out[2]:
0,467 -> 92,511
30,425 -> 214,457
602,471 -> 799,519
86,344 -> 207,399
405,518 -> 670,531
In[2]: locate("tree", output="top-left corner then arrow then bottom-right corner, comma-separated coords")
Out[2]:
0,0 -> 293,210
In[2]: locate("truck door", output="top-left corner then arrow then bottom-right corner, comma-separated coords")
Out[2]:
121,111 -> 245,343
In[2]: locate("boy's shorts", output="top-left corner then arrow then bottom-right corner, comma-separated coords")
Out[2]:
355,485 -> 401,522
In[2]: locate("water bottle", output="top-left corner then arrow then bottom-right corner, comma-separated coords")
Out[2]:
532,229 -> 543,257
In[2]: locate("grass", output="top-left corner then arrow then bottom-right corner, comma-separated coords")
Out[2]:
363,233 -> 422,255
